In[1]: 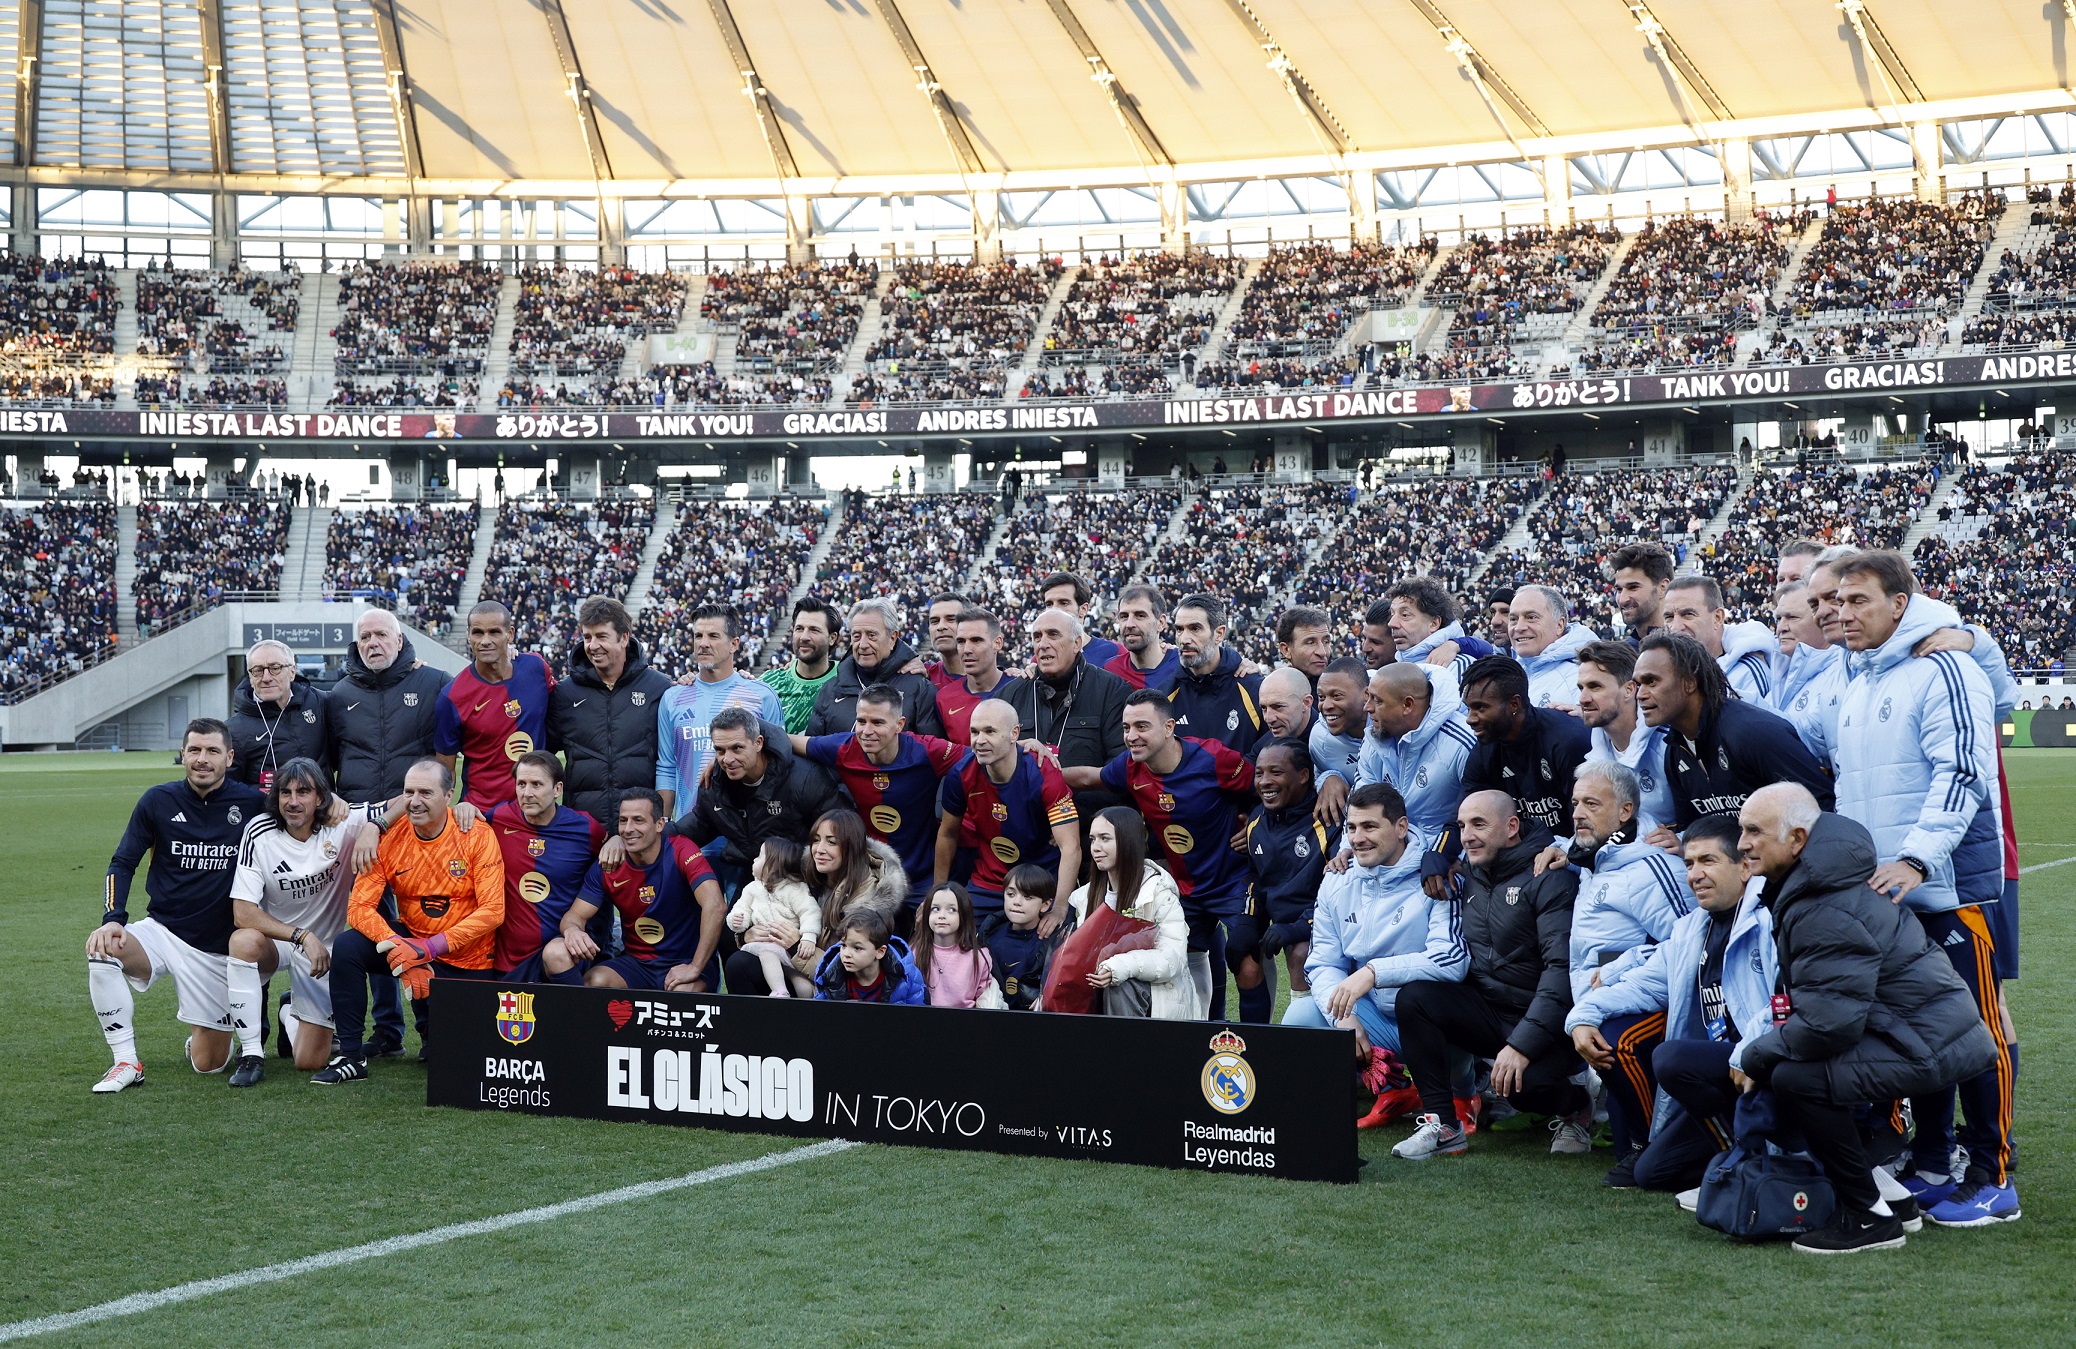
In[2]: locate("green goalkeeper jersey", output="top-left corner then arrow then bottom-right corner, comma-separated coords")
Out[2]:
761,661 -> 840,734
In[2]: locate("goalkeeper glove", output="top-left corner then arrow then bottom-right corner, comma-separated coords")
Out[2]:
397,963 -> 433,1001
377,932 -> 448,975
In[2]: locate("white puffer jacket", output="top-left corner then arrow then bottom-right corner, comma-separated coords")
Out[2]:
1069,863 -> 1204,1021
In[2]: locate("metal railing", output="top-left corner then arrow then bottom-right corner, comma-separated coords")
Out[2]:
0,638 -> 122,707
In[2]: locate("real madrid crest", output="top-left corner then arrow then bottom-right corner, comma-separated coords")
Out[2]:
1200,1029 -> 1254,1114
227,805 -> 243,825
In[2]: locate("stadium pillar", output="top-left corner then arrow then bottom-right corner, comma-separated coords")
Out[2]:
203,448 -> 240,501
745,453 -> 780,498
1640,419 -> 1685,466
922,448 -> 956,493
972,187 -> 1002,262
1718,139 -> 1754,223
1453,429 -> 1496,476
1542,154 -> 1570,225
387,449 -> 423,501
599,197 -> 626,266
1097,443 -> 1128,487
210,190 -> 237,268
1911,121 -> 1945,203
1347,171 -> 1378,244
784,195 -> 814,266
406,196 -> 431,255
1271,432 -> 1308,481
566,452 -> 602,500
1159,180 -> 1188,254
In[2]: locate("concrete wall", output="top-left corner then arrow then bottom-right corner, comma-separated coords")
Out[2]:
1,602 -> 465,751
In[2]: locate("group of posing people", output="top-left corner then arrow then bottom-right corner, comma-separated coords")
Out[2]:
84,529 -> 2024,1255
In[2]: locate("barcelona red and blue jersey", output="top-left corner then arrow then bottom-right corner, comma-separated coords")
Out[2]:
1100,737 -> 1256,916
579,834 -> 716,967
434,653 -> 555,810
805,731 -> 968,881
935,677 -> 1013,744
1103,645 -> 1181,693
940,751 -> 1078,903
488,802 -> 607,972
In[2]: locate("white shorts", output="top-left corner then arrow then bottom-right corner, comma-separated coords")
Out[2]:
270,938 -> 336,1029
124,917 -> 231,1032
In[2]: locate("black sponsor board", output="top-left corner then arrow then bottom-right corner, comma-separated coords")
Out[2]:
428,981 -> 1358,1183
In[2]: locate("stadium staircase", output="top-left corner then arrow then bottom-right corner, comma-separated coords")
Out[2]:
114,504 -> 139,647
1683,465 -> 1755,570
477,274 -> 522,411
623,501 -> 682,618
1005,267 -> 1081,396
112,271 -> 141,408
1556,231 -> 1640,353
289,271 -> 340,407
784,499 -> 846,610
1466,478 -> 1552,587
1955,207 -> 2032,338
1191,256 -> 1269,384
832,270 -> 895,404
960,502 -> 1014,594
1902,470 -> 1967,551
449,506 -> 500,649
1132,490 -> 1200,584
280,505 -> 332,601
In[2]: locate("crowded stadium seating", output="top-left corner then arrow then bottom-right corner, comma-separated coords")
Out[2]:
505,263 -> 686,382
705,260 -> 879,377
1913,449 -> 2076,670
0,254 -> 120,358
134,262 -> 299,372
976,485 -> 1183,641
562,362 -> 831,410
1295,475 -> 1542,627
330,260 -> 501,374
846,258 -> 1060,404
1564,214 -> 1809,375
132,500 -> 290,636
0,500 -> 120,698
1140,482 -> 1343,661
1040,252 -> 1244,396
811,491 -> 997,646
1218,240 -> 1436,363
1963,194 -> 2076,350
1430,225 -> 1620,373
1481,466 -> 1741,632
327,376 -> 479,408
1698,459 -> 1941,614
324,503 -> 479,637
645,496 -> 829,674
1787,194 -> 2000,317
482,498 -> 653,670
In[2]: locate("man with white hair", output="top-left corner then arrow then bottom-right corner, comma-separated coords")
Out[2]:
1004,605 -> 1132,820
805,596 -> 943,737
1508,585 -> 1596,710
1734,784 -> 1996,1255
226,638 -> 330,788
329,607 -> 449,803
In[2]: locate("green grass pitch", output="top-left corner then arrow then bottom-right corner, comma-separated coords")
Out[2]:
4,751 -> 2073,1346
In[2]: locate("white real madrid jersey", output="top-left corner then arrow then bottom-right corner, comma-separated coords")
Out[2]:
230,804 -> 374,939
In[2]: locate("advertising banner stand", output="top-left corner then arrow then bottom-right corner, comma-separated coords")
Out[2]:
429,982 -> 1360,1184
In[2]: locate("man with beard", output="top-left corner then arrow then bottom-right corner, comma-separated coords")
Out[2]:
1609,542 -> 1674,645
1102,583 -> 1182,692
762,599 -> 844,734
1168,593 -> 1266,757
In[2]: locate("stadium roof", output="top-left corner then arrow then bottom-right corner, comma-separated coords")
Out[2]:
10,0 -> 2076,195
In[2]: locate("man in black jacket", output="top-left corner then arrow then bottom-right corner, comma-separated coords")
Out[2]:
1392,789 -> 1590,1160
1168,594 -> 1267,756
227,639 -> 330,788
1005,607 -> 1130,820
805,597 -> 942,736
1460,655 -> 1591,838
329,608 -> 449,802
672,708 -> 848,877
1635,631 -> 1834,829
1734,784 -> 1998,1254
549,597 -> 673,823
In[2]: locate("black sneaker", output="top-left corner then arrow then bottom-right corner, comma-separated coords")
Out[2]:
1603,1145 -> 1646,1189
366,1033 -> 407,1059
310,1055 -> 368,1085
1892,1194 -> 1923,1234
1792,1206 -> 1907,1255
418,1040 -> 431,1064
228,1055 -> 265,1088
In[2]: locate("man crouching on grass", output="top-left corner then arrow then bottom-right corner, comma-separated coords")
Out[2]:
317,759 -> 504,1084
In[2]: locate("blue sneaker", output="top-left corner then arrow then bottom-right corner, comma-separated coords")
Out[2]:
1925,1173 -> 2020,1228
1899,1171 -> 1956,1207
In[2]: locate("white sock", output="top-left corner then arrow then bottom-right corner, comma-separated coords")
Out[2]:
226,957 -> 264,1058
1869,1198 -> 1894,1217
1872,1166 -> 1912,1202
89,957 -> 138,1064
281,1000 -> 302,1055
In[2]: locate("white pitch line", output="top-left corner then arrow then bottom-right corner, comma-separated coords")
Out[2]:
2019,854 -> 2076,875
0,1139 -> 858,1343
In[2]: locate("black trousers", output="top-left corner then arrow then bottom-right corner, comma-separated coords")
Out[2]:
1770,1058 -> 1882,1213
1598,1011 -> 1667,1155
1636,1038 -> 1738,1191
330,928 -> 492,1058
1396,982 -> 1587,1120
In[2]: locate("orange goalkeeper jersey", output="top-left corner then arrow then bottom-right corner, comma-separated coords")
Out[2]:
349,812 -> 506,970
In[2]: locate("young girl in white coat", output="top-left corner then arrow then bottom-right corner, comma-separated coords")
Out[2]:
1069,807 -> 1202,1020
726,838 -> 821,997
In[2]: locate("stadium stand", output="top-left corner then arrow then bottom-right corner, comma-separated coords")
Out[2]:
1216,239 -> 1435,363
1140,482 -> 1342,660
132,501 -> 290,636
1786,193 -> 2001,316
1913,448 -> 2076,669
327,376 -> 479,408
706,259 -> 879,377
325,503 -> 479,637
1963,189 -> 2076,350
133,262 -> 299,372
330,259 -> 501,374
482,499 -> 653,669
645,496 -> 829,674
1697,459 -> 1941,614
1295,475 -> 1541,622
1481,466 -> 1741,631
811,491 -> 997,645
1429,225 -> 1620,376
0,500 -> 120,698
977,485 -> 1183,639
1042,251 -> 1244,395
0,254 -> 120,357
504,263 -> 687,385
846,258 -> 1060,404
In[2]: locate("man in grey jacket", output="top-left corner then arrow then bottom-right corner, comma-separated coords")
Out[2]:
1734,785 -> 1998,1256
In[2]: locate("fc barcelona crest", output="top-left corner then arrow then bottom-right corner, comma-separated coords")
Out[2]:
496,990 -> 537,1045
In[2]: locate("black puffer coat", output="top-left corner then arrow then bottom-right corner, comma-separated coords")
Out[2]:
548,636 -> 674,823
1458,823 -> 1578,1060
328,634 -> 450,801
1739,813 -> 1996,1103
805,639 -> 943,737
226,677 -> 331,787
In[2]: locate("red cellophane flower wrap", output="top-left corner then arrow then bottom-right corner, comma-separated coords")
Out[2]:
1040,900 -> 1159,1014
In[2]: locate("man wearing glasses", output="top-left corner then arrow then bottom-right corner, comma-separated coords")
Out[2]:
227,639 -> 332,789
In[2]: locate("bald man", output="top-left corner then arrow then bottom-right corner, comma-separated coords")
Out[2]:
1259,667 -> 1317,741
936,699 -> 1080,924
1354,661 -> 1477,895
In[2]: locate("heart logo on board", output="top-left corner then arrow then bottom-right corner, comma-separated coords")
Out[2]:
606,998 -> 634,1030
